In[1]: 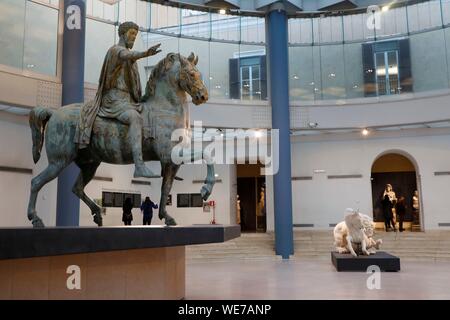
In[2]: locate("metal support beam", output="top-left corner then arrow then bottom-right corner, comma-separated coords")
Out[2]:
56,0 -> 86,226
266,5 -> 294,259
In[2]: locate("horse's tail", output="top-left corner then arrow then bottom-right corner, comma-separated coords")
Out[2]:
29,107 -> 53,163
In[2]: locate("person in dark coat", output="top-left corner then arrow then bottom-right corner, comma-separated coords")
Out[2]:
122,197 -> 133,225
381,194 -> 394,231
140,196 -> 158,225
395,196 -> 407,232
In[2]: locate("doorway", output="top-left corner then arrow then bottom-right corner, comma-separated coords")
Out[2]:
237,164 -> 266,232
371,153 -> 421,231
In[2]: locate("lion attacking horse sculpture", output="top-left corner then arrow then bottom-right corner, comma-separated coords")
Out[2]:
27,53 -> 214,227
333,208 -> 383,257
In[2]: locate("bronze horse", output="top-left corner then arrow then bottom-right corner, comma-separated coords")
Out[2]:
27,53 -> 214,227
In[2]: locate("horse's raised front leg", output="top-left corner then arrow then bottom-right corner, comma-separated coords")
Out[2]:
159,163 -> 180,226
73,162 -> 102,226
201,164 -> 215,201
188,150 -> 216,201
27,161 -> 66,228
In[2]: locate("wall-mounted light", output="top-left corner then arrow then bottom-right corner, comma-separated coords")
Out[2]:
219,9 -> 227,15
308,122 -> 318,128
362,128 -> 369,136
382,5 -> 390,12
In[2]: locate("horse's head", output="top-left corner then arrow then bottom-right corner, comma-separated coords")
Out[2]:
178,53 -> 208,105
143,52 -> 208,105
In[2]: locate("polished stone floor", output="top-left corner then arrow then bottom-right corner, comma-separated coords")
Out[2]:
186,258 -> 450,300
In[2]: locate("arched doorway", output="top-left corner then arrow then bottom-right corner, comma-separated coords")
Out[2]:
371,152 -> 422,232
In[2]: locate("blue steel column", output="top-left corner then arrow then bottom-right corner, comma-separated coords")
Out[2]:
267,7 -> 294,258
56,0 -> 86,226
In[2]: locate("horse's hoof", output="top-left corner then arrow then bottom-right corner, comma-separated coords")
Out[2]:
32,217 -> 45,228
93,214 -> 103,227
165,217 -> 177,226
201,186 -> 211,200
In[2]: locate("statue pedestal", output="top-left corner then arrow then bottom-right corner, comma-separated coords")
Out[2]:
0,225 -> 240,299
331,251 -> 400,272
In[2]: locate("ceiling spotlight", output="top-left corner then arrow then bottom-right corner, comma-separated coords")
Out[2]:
219,9 -> 227,15
254,130 -> 263,138
362,128 -> 369,136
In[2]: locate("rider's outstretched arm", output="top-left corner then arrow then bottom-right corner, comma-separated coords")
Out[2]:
119,43 -> 161,62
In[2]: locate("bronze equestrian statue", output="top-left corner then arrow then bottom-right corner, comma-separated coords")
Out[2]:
27,23 -> 213,228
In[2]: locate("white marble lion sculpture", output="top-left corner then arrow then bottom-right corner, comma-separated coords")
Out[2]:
333,208 -> 382,257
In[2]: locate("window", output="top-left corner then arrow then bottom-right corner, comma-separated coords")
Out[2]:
177,194 -> 190,208
229,54 -> 267,100
362,39 -> 412,97
102,192 -> 141,208
240,62 -> 261,100
190,194 -> 203,207
375,51 -> 400,95
176,193 -> 203,208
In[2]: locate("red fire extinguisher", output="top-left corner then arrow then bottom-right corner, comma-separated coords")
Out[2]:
209,200 -> 216,224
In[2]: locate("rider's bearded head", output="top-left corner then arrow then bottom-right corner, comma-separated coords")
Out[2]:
119,21 -> 139,49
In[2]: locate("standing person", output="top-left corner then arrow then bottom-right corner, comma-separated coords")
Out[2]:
383,184 -> 397,229
412,190 -> 420,226
395,196 -> 407,232
381,194 -> 394,231
141,196 -> 158,225
122,197 -> 133,225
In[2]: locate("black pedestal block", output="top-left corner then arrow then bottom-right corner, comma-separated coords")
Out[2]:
331,251 -> 400,272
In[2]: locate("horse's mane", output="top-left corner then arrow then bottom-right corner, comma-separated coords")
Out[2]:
141,53 -> 181,102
